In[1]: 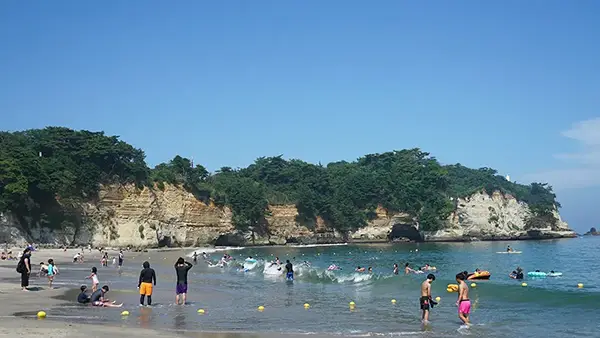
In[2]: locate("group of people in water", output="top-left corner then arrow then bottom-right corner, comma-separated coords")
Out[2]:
420,271 -> 472,326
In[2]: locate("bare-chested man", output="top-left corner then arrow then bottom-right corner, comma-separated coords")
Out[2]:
420,274 -> 436,322
456,272 -> 471,325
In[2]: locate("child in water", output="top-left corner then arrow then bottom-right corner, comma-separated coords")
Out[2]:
86,267 -> 99,292
47,259 -> 58,289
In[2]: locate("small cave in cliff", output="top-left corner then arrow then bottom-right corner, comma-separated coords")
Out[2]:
388,224 -> 423,242
157,236 -> 173,247
214,233 -> 245,247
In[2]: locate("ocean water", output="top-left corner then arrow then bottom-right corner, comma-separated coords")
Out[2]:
28,237 -> 600,337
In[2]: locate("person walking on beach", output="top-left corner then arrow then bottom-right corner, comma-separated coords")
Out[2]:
138,261 -> 156,306
456,272 -> 471,326
420,274 -> 436,323
17,248 -> 32,291
174,257 -> 193,305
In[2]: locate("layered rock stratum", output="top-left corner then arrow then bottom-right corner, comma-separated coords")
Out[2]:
0,184 -> 576,247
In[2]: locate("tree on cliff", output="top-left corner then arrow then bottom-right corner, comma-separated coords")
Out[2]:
0,127 -> 561,235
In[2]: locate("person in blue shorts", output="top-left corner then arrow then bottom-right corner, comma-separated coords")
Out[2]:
285,260 -> 293,280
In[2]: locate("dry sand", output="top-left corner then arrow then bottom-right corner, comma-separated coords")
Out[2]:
0,248 -> 331,338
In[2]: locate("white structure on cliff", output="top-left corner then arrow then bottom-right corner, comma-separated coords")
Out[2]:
505,175 -> 511,182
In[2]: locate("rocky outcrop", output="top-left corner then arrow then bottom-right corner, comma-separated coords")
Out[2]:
0,185 -> 576,247
583,227 -> 599,236
423,191 -> 575,241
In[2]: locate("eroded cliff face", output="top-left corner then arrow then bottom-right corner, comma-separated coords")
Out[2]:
424,191 -> 574,241
1,185 -> 575,247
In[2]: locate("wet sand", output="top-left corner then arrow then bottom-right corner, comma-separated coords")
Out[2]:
0,248 -> 332,338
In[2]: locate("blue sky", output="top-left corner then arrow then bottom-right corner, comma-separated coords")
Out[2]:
1,1 -> 599,231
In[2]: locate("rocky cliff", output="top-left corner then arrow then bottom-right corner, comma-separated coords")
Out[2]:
0,184 -> 576,247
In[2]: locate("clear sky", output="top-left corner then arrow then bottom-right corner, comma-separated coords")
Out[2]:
1,1 -> 599,231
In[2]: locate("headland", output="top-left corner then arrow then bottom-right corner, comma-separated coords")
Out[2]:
0,127 -> 576,249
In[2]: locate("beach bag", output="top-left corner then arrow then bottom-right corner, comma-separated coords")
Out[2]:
16,258 -> 25,273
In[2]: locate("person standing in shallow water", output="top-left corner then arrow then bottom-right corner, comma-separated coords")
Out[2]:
174,257 -> 193,305
285,260 -> 293,281
420,274 -> 436,323
138,261 -> 156,306
456,272 -> 471,325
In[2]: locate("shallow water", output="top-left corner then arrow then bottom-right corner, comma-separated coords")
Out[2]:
27,237 -> 600,337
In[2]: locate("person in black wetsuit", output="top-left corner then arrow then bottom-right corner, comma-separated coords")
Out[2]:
77,285 -> 91,304
285,260 -> 293,280
174,257 -> 193,305
138,261 -> 156,306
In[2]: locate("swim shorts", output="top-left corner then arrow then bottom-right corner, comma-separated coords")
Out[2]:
176,283 -> 187,294
286,272 -> 294,280
420,296 -> 430,310
458,299 -> 471,314
139,282 -> 153,296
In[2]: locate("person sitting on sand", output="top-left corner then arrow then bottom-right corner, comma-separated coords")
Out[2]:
91,285 -> 122,307
77,285 -> 91,304
39,262 -> 48,278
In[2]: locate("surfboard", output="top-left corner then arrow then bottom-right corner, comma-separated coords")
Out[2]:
496,251 -> 522,254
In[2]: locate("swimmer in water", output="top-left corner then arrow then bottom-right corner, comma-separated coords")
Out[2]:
507,245 -> 512,252
355,266 -> 366,272
368,267 -> 373,274
405,263 -> 416,274
420,274 -> 436,323
393,263 -> 399,275
193,252 -> 198,264
456,272 -> 471,325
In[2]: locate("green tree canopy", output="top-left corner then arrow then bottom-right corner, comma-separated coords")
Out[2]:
0,127 -> 560,234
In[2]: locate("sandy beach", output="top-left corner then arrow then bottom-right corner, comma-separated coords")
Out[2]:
0,248 -> 333,338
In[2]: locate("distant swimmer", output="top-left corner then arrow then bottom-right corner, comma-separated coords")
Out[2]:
420,274 -> 437,323
507,245 -> 513,252
393,263 -> 399,275
138,261 -> 156,306
77,285 -> 91,304
91,285 -> 122,307
509,267 -> 524,280
405,263 -> 413,274
455,273 -> 471,325
356,266 -> 366,273
285,260 -> 294,281
202,252 -> 208,260
327,264 -> 340,271
368,267 -> 373,274
421,264 -> 436,271
193,252 -> 198,264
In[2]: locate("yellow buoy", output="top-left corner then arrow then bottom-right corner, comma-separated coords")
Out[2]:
521,282 -> 527,287
435,296 -> 441,302
37,311 -> 46,319
304,303 -> 310,308
258,306 -> 265,311
447,284 -> 458,292
577,283 -> 584,288
197,309 -> 205,314
121,310 -> 129,316
470,283 -> 477,288
391,299 -> 396,304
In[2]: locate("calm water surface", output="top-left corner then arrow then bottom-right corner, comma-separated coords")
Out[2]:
33,237 -> 600,337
